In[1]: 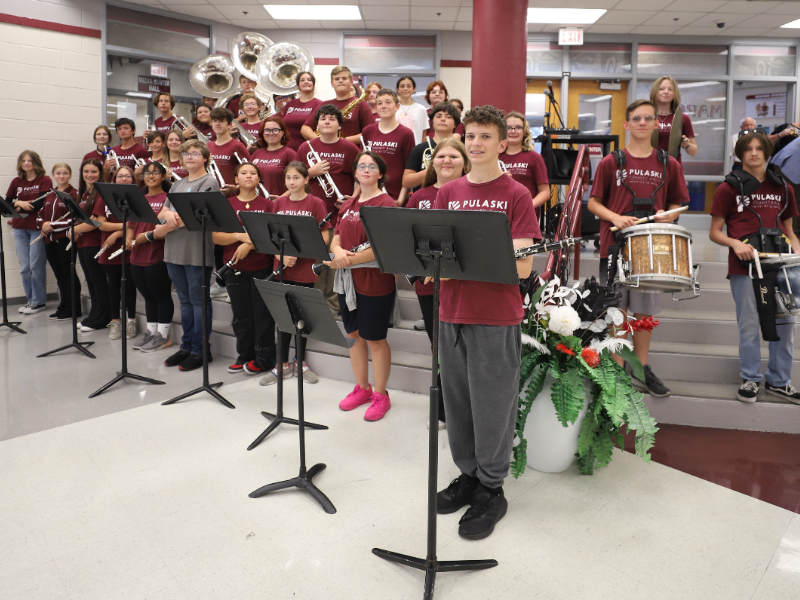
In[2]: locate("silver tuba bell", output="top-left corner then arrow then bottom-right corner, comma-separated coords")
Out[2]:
189,55 -> 236,98
231,32 -> 274,81
254,42 -> 314,97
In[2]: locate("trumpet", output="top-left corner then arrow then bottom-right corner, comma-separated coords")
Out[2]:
306,146 -> 345,203
422,138 -> 434,169
311,241 -> 371,277
498,159 -> 508,173
231,119 -> 258,147
107,148 -> 120,170
172,115 -> 210,145
135,157 -> 148,168
153,160 -> 181,182
234,151 -> 270,198
360,134 -> 372,152
208,158 -> 227,188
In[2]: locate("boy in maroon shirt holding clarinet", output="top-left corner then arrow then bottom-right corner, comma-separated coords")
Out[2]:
104,118 -> 149,181
588,99 -> 687,398
433,106 -> 539,540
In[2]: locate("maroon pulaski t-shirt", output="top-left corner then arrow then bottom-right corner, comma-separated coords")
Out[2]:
207,138 -> 251,186
169,160 -> 188,180
361,123 -> 416,201
711,179 -> 798,277
499,149 -> 549,216
434,175 -> 540,326
77,190 -> 102,248
590,149 -> 689,258
282,97 -> 323,151
129,192 -> 168,267
111,144 -> 149,169
154,115 -> 176,134
36,185 -> 77,243
335,193 -> 396,296
297,137 -> 360,223
5,175 -> 52,230
251,146 -> 298,197
92,197 -> 128,265
405,185 -> 439,296
271,194 -> 332,283
302,97 -> 374,139
656,112 -> 695,164
224,195 -> 272,272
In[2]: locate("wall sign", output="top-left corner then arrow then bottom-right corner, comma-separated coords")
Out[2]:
137,75 -> 171,94
150,63 -> 168,78
558,28 -> 584,46
746,93 -> 786,120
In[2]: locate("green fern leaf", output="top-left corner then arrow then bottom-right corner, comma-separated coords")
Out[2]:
625,392 -> 659,462
577,408 -> 598,458
511,438 -> 528,478
616,345 -> 645,382
577,445 -> 596,475
592,429 -> 615,469
551,367 -> 585,427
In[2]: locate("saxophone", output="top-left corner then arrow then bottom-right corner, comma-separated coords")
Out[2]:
315,89 -> 367,136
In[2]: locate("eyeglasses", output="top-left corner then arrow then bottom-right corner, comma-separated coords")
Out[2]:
144,171 -> 160,177
181,152 -> 203,158
508,126 -> 524,132
356,164 -> 379,172
739,128 -> 767,137
263,128 -> 282,135
628,115 -> 656,124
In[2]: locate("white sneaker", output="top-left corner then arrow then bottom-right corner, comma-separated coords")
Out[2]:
126,319 -> 137,339
22,304 -> 46,314
427,420 -> 447,430
80,324 -> 99,333
209,283 -> 227,298
18,304 -> 30,313
413,319 -> 426,331
109,321 -> 123,340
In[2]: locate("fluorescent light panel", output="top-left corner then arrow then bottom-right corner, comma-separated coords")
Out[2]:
781,18 -> 800,29
528,8 -> 606,24
264,4 -> 362,20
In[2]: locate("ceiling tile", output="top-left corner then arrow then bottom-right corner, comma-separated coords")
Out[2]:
760,28 -> 800,37
612,0 -> 673,8
215,4 -> 266,18
549,0 -> 619,7
663,0 -> 728,12
209,0 -> 266,4
742,14 -> 800,28
162,4 -> 226,20
766,3 -> 800,15
597,10 -> 657,25
365,20 -> 411,29
410,20 -> 454,30
688,12 -> 748,27
630,25 -> 683,35
718,26 -> 771,36
675,25 -> 725,36
411,0 -> 461,5
358,0 -> 409,4
642,11 -> 701,27
158,0 -> 209,5
271,19 -> 322,28
585,24 -> 635,34
724,1 -> 782,13
319,20 -> 365,28
228,19 -> 277,28
457,7 -> 472,20
410,7 -> 460,20
453,21 -> 471,31
359,5 -> 410,19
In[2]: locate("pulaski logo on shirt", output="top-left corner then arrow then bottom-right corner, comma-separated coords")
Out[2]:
615,168 -> 663,187
450,199 -> 509,210
339,207 -> 360,222
736,193 -> 783,213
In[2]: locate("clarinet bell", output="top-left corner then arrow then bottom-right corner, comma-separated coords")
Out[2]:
312,262 -> 329,276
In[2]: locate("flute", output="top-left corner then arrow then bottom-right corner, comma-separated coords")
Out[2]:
29,232 -> 45,246
609,206 -> 688,232
94,246 -> 109,259
108,242 -> 132,261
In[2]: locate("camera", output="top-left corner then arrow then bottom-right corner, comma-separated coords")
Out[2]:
717,22 -> 725,29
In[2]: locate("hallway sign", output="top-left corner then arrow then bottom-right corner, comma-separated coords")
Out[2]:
746,93 -> 786,120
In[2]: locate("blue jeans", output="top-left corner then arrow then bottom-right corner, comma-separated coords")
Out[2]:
730,274 -> 796,386
13,228 -> 47,306
166,263 -> 212,355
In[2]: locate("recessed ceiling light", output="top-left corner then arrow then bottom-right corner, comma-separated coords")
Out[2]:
527,8 -> 606,24
781,18 -> 800,28
263,4 -> 362,20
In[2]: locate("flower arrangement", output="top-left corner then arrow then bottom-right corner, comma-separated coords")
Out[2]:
512,276 -> 659,476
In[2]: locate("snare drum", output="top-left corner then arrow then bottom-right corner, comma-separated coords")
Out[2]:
760,254 -> 800,317
617,223 -> 694,293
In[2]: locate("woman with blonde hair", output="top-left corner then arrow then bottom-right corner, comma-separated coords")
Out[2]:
366,81 -> 382,121
650,76 -> 697,163
7,150 -> 52,314
499,111 -> 550,214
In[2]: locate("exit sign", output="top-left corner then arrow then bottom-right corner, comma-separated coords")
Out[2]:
558,28 -> 584,46
151,63 -> 168,77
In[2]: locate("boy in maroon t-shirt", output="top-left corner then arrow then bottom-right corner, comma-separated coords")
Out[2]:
588,99 -> 687,398
361,88 -> 415,204
433,106 -> 539,541
710,130 -> 800,404
300,65 -> 372,145
152,93 -> 177,134
207,107 -> 251,196
104,117 -> 149,181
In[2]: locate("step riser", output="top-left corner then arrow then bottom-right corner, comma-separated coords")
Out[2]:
649,352 -> 800,384
658,319 -> 800,349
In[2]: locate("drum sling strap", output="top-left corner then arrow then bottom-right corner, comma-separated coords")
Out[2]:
726,166 -> 791,341
651,107 -> 684,159
606,149 -> 669,284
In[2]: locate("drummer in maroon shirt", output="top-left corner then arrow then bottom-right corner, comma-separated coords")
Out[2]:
282,71 -> 322,152
83,125 -> 112,164
300,66 -> 372,145
432,105 -> 538,541
361,88 -> 415,205
103,117 -> 149,181
207,107 -> 251,196
588,99 -> 687,398
152,93 -> 177,134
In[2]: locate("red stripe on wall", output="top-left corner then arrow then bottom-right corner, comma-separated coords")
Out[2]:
441,60 -> 471,68
0,13 -> 101,38
315,58 -> 340,65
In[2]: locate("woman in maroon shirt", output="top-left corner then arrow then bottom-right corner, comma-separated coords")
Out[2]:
93,166 -> 138,341
251,115 -> 297,198
499,111 -> 550,216
7,150 -> 52,314
184,104 -> 215,143
650,76 -> 697,163
83,125 -> 112,164
126,162 -> 174,353
72,159 -> 110,331
239,92 -> 265,144
134,131 -> 166,180
326,152 -> 396,421
165,130 -> 188,180
282,71 -> 323,152
38,163 -> 80,321
211,163 -> 275,376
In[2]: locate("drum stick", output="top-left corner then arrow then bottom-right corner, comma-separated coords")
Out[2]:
610,206 -> 689,232
753,248 -> 763,279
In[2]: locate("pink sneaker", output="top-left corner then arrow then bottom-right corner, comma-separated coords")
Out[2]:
364,391 -> 391,421
339,384 -> 373,411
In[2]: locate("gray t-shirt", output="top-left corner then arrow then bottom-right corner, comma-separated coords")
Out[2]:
163,173 -> 219,266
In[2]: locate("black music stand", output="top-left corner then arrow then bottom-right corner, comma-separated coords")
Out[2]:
249,281 -> 354,513
162,191 -> 244,409
38,191 -> 101,359
89,183 -> 165,397
361,207 -> 520,600
0,196 -> 26,334
239,212 -> 330,450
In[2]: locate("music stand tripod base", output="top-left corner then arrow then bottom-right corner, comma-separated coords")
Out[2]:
249,462 -> 335,514
0,196 -> 27,334
247,410 -> 328,452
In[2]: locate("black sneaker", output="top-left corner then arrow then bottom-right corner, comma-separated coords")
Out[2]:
164,349 -> 191,367
764,382 -> 800,405
736,380 -> 760,403
49,312 -> 59,320
458,485 -> 508,540
437,474 -> 479,514
632,364 -> 671,398
179,353 -> 204,371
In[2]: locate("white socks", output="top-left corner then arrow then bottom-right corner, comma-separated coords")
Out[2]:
147,322 -> 157,334
157,323 -> 170,338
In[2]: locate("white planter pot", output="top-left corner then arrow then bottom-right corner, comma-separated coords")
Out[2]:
522,371 -> 591,473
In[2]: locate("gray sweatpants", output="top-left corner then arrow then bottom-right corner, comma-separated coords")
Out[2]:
439,322 -> 521,489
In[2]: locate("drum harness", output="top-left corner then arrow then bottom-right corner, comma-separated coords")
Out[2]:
726,165 -> 796,340
606,148 -> 669,285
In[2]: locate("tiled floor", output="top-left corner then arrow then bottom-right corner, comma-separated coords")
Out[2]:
1,373 -> 799,600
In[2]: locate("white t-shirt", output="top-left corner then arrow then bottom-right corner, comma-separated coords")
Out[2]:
396,103 -> 429,144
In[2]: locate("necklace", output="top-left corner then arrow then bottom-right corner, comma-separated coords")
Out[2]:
399,103 -> 412,116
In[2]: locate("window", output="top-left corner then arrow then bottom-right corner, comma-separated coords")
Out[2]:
343,35 -> 437,73
107,5 -> 211,61
638,44 -> 728,77
527,42 -> 562,75
570,44 -> 631,74
733,46 -> 797,78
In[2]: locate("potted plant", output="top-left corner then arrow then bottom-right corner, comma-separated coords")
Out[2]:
512,276 -> 659,476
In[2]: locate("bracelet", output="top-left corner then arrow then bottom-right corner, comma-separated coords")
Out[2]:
145,231 -> 156,242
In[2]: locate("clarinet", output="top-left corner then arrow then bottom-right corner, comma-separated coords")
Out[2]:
311,241 -> 371,277
263,212 -> 335,282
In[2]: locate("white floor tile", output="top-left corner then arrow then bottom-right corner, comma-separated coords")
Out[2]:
0,559 -> 69,600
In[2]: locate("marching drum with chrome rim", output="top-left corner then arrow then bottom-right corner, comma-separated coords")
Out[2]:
616,223 -> 698,294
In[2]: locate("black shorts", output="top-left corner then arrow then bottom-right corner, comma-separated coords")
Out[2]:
339,291 -> 395,341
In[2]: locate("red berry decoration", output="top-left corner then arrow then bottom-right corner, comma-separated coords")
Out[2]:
556,343 -> 575,356
581,348 -> 600,367
629,316 -> 660,332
